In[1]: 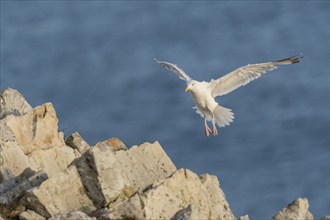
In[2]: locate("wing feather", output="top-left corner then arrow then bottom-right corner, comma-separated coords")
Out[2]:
154,59 -> 192,82
209,54 -> 303,97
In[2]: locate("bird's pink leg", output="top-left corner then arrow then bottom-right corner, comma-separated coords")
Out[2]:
204,118 -> 212,137
212,115 -> 218,136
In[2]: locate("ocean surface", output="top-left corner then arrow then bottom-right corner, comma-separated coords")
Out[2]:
1,2 -> 329,219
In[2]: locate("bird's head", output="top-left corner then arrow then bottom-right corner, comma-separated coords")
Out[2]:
185,80 -> 198,92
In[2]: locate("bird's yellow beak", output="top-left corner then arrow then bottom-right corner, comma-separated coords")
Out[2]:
185,87 -> 190,92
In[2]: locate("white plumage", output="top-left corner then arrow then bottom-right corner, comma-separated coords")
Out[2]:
155,54 -> 302,136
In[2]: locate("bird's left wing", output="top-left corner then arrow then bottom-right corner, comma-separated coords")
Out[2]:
154,59 -> 192,82
208,54 -> 303,97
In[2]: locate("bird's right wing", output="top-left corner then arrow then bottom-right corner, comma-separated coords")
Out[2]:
154,59 -> 192,82
208,54 -> 303,97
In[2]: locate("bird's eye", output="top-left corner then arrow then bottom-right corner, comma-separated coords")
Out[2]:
192,83 -> 195,86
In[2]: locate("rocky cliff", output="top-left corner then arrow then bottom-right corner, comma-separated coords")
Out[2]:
0,88 -> 324,220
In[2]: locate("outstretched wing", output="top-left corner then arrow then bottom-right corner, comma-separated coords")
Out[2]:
208,54 -> 303,97
154,59 -> 192,82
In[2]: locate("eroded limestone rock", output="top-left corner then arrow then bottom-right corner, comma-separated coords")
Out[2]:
272,197 -> 313,220
93,137 -> 127,152
27,145 -> 75,178
0,88 -> 318,220
50,211 -> 96,220
3,103 -> 65,154
1,101 -> 77,183
108,169 -> 236,220
0,125 -> 30,182
25,165 -> 96,218
74,141 -> 176,209
238,214 -> 250,220
0,88 -> 32,119
19,209 -> 46,220
170,204 -> 192,220
0,168 -> 47,218
65,132 -> 90,155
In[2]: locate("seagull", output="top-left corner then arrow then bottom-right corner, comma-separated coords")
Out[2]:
155,54 -> 303,137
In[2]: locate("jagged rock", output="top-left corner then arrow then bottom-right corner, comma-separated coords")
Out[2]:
239,214 -> 250,220
0,102 -> 77,183
19,209 -> 46,220
0,168 -> 35,194
3,103 -> 66,154
113,141 -> 176,190
0,129 -> 76,184
50,211 -> 96,220
170,204 -> 192,220
0,88 -> 318,220
74,141 -> 176,209
25,165 -> 96,218
27,145 -> 76,178
272,197 -> 313,220
65,132 -> 90,155
93,137 -> 127,152
108,169 -> 235,220
0,88 -> 32,119
0,120 -> 30,182
91,208 -> 109,220
0,168 -> 47,218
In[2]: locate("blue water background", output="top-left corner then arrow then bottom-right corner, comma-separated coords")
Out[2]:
1,1 -> 329,219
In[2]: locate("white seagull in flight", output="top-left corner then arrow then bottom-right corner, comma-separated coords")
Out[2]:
155,54 -> 303,137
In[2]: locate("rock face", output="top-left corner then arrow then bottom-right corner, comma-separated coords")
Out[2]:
50,211 -> 96,220
74,141 -> 176,209
25,165 -> 96,218
0,88 -> 323,220
93,137 -> 127,152
19,209 -> 46,220
107,169 -> 235,220
0,168 -> 47,218
0,88 -> 32,119
272,197 -> 313,220
65,132 -> 90,155
0,92 -> 76,183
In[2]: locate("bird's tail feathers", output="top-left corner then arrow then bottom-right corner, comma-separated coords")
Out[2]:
214,105 -> 234,127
